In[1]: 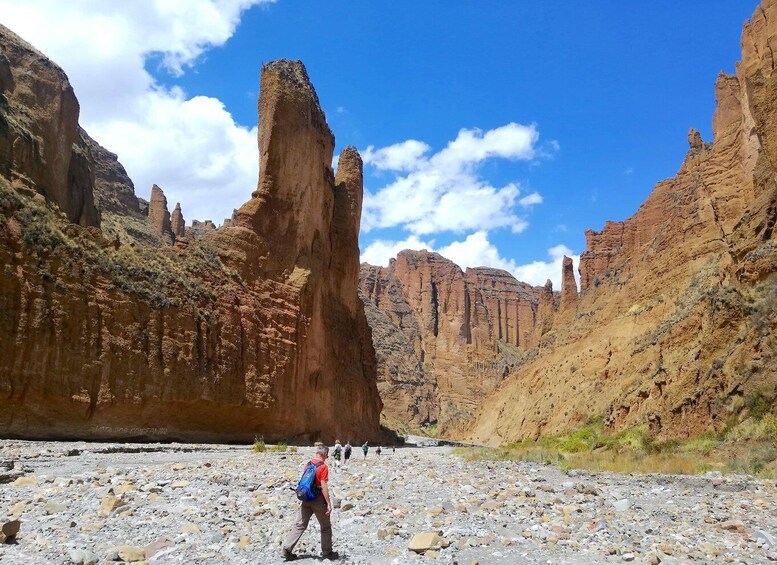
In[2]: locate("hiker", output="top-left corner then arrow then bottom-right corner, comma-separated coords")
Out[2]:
281,446 -> 339,561
362,441 -> 369,459
375,446 -> 382,457
343,441 -> 352,466
332,440 -> 342,469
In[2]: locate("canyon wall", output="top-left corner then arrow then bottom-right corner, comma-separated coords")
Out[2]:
359,251 -> 560,436
466,0 -> 777,444
0,25 -> 382,443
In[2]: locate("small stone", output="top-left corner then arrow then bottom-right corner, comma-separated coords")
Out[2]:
340,502 -> 354,511
44,501 -> 67,514
612,499 -> 631,512
68,549 -> 98,565
408,532 -> 442,553
11,476 -> 36,487
720,519 -> 747,533
116,545 -> 146,562
171,480 -> 190,489
622,553 -> 635,562
181,523 -> 201,534
1,519 -> 20,543
144,536 -> 174,558
99,495 -> 125,516
757,530 -> 776,548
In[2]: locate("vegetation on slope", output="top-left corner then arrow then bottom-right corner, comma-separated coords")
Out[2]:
457,409 -> 777,478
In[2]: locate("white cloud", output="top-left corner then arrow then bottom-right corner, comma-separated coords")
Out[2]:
360,235 -> 435,266
0,0 -> 273,223
361,230 -> 578,290
513,244 -> 579,289
363,140 -> 431,172
519,192 -> 542,207
362,123 -> 548,235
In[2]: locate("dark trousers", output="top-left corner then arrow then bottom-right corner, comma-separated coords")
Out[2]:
282,495 -> 332,554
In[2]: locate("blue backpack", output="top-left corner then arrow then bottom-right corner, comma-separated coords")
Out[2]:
295,460 -> 324,501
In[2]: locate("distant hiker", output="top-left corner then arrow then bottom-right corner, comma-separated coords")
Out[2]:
332,440 -> 342,469
343,441 -> 352,466
282,446 -> 339,561
392,446 -> 396,454
375,446 -> 382,457
362,441 -> 369,459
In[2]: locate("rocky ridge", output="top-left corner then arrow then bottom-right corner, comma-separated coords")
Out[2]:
465,0 -> 777,444
0,27 -> 382,444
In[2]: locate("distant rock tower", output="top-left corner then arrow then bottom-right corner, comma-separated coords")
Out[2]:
560,256 -> 578,309
148,184 -> 174,243
171,202 -> 186,239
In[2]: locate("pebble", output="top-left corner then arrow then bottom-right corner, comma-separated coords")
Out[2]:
0,440 -> 775,564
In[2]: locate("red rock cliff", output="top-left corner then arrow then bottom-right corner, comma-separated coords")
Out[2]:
467,0 -> 777,445
0,40 -> 382,442
359,251 -> 551,435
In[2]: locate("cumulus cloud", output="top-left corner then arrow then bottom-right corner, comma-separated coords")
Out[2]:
361,231 -> 578,289
362,123 -> 547,235
359,235 -> 435,267
0,0 -> 272,223
513,244 -> 579,289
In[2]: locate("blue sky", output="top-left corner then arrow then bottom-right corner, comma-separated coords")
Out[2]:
0,1 -> 757,286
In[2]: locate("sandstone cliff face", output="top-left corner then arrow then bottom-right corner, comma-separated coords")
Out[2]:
359,251 -> 552,435
0,25 -> 99,227
466,0 -> 777,445
0,42 -> 382,441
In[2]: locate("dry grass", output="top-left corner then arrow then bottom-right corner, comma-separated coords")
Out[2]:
456,416 -> 777,478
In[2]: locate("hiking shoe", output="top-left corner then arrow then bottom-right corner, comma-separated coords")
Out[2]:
322,550 -> 340,560
281,549 -> 297,561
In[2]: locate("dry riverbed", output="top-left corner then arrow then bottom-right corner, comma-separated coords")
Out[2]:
1,440 -> 776,564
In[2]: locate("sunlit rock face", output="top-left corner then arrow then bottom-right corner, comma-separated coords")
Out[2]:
0,43 -> 382,443
467,0 -> 777,446
359,251 -> 552,436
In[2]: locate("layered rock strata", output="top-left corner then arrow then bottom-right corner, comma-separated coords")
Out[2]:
0,39 -> 382,442
359,251 -> 553,435
467,0 -> 777,444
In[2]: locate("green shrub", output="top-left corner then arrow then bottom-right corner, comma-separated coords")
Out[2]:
252,437 -> 266,453
268,443 -> 288,453
745,389 -> 773,421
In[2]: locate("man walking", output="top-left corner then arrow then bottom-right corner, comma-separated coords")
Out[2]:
282,446 -> 339,561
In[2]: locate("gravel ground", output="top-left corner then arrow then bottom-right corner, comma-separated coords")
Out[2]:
1,440 -> 776,564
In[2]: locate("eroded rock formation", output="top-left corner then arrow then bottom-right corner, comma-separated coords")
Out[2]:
0,25 -> 99,227
0,35 -> 382,442
466,0 -> 777,445
359,251 -> 553,435
148,184 -> 174,243
171,203 -> 185,239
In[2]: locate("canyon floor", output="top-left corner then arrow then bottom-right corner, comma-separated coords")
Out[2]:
0,441 -> 776,564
